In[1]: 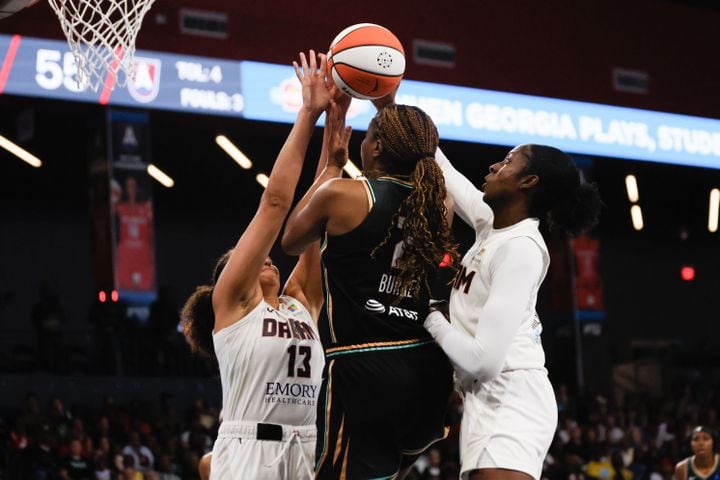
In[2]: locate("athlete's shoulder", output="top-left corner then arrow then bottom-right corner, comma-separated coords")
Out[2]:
315,178 -> 372,222
317,177 -> 364,194
675,457 -> 690,480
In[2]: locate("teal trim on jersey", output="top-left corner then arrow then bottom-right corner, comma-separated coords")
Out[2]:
326,339 -> 435,359
320,231 -> 328,253
361,177 -> 377,203
321,263 -> 337,343
377,176 -> 414,189
687,454 -> 720,479
315,363 -> 332,470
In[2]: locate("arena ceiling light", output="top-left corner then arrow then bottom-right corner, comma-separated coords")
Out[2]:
625,175 -> 639,203
147,164 -> 174,188
215,135 -> 252,169
256,173 -> 269,188
709,188 -> 719,233
0,134 -> 42,168
630,205 -> 644,231
343,159 -> 362,179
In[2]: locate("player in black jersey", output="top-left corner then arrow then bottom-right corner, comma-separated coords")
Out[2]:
283,101 -> 458,479
676,426 -> 720,480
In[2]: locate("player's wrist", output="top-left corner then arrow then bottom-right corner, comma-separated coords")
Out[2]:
299,104 -> 324,118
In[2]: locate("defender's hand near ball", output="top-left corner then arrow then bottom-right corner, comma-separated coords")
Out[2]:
293,50 -> 333,115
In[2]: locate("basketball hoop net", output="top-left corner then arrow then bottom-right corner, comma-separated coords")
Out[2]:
47,0 -> 157,92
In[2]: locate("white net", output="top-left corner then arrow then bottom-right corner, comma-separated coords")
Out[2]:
47,0 -> 157,92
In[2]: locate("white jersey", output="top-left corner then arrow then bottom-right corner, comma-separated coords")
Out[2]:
432,148 -> 557,480
434,148 -> 550,384
213,296 -> 324,426
450,217 -> 549,378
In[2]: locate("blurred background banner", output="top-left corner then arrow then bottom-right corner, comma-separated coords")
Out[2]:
239,61 -> 720,169
109,111 -> 157,313
573,235 -> 604,319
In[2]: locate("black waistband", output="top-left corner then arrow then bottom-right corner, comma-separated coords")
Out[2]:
256,423 -> 283,441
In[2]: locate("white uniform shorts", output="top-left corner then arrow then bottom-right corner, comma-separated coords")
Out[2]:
210,421 -> 316,480
460,369 -> 557,480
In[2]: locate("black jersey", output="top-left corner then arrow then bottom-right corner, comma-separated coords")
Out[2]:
686,455 -> 720,480
319,176 -> 437,355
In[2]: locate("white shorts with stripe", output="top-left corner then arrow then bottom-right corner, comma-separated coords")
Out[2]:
210,421 -> 316,480
460,369 -> 557,480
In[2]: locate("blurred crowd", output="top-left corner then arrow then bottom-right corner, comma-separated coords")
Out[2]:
1,374 -> 717,479
2,393 -> 218,480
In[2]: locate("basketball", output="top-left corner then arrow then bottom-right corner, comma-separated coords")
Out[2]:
327,23 -> 406,100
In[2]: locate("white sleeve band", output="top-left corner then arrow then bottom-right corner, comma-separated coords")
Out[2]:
435,147 -> 493,231
424,237 -> 544,383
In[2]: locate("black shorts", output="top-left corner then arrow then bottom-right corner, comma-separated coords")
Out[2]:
315,340 -> 453,479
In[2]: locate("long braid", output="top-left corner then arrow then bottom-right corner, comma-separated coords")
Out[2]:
370,105 -> 459,299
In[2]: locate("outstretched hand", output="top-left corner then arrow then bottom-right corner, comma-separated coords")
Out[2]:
293,50 -> 332,114
326,100 -> 352,170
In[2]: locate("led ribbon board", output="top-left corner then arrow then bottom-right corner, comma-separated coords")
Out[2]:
0,34 -> 243,114
240,61 -> 720,170
2,34 -> 719,169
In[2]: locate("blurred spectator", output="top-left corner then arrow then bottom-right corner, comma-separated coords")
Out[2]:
19,424 -> 59,479
59,438 -> 91,480
586,444 -> 614,480
47,397 -> 72,441
180,415 -> 212,457
610,449 -> 633,480
122,431 -> 155,472
9,418 -> 28,453
156,453 -> 181,480
120,454 -> 143,480
606,415 -> 625,445
93,451 -> 112,480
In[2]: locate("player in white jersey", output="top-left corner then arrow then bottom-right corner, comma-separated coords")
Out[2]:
422,144 -> 601,480
181,51 -> 345,480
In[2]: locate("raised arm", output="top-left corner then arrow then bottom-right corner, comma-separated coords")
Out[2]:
281,96 -> 353,255
435,147 -> 493,232
423,237 -> 544,382
212,51 -> 332,328
282,94 -> 352,320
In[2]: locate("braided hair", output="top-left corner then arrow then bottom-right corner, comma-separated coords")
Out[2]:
369,104 -> 459,299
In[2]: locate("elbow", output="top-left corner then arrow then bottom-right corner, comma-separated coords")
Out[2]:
281,224 -> 307,256
280,232 -> 301,256
261,191 -> 292,213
